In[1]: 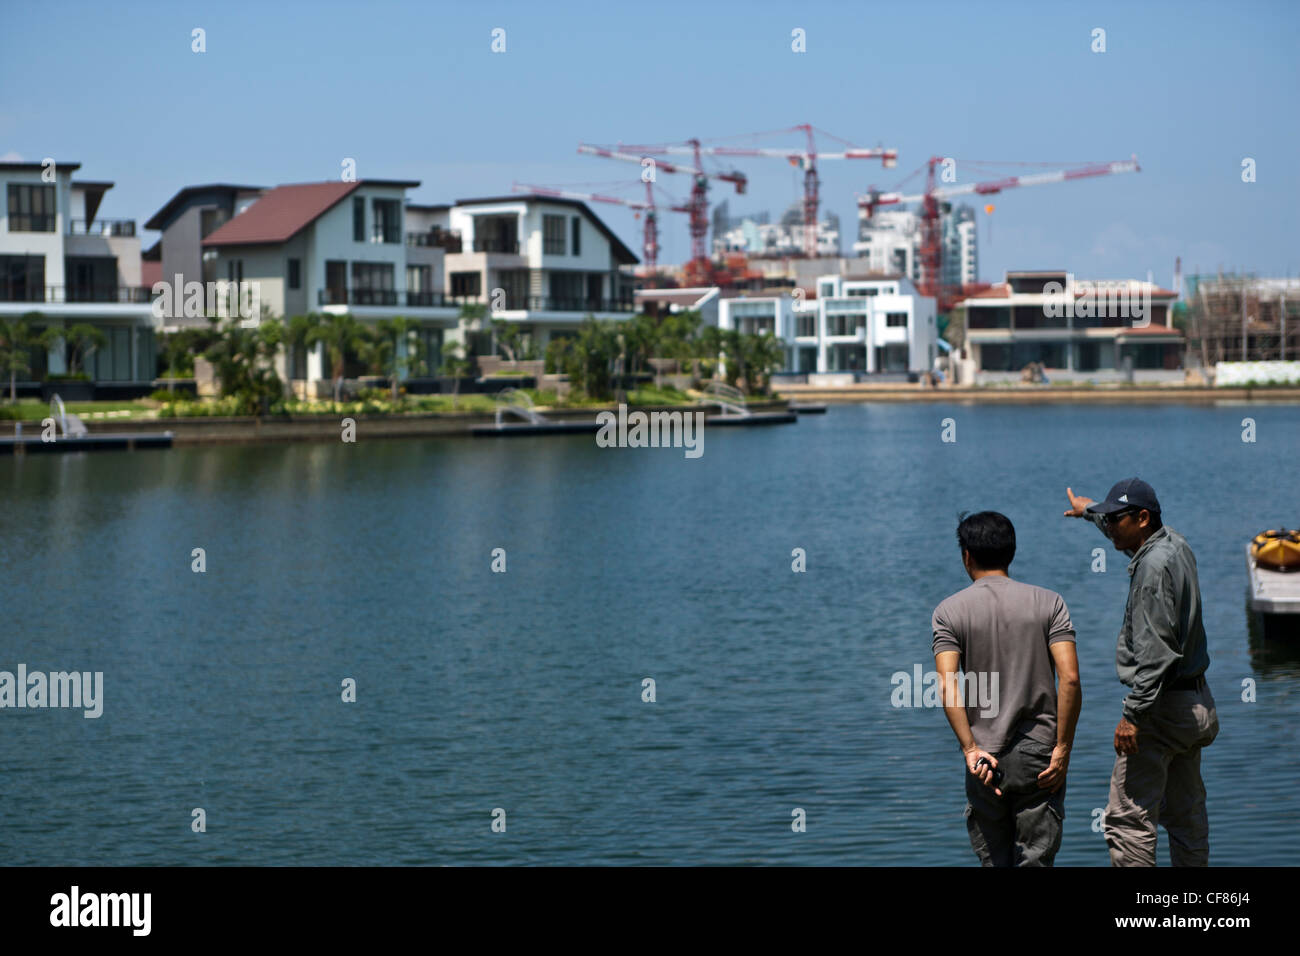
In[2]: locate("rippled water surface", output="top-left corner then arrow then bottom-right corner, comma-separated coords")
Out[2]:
2,402 -> 1298,865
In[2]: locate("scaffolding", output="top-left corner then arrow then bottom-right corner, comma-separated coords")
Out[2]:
1184,273 -> 1300,366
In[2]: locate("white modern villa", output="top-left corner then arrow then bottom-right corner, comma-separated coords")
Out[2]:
715,274 -> 938,377
1,160 -> 155,396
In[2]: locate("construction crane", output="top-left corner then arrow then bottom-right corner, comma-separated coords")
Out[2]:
859,155 -> 1141,313
510,181 -> 690,283
619,125 -> 897,257
578,141 -> 747,285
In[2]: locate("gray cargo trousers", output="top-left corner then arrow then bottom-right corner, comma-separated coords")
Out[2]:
1104,682 -> 1219,866
964,734 -> 1064,867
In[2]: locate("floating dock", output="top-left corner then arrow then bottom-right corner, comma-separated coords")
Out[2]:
0,432 -> 174,454
471,421 -> 603,437
788,402 -> 828,414
706,411 -> 796,426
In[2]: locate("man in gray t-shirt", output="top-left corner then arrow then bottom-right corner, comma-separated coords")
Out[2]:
932,511 -> 1082,867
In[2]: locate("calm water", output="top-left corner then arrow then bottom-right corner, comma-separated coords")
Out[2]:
2,402 -> 1299,866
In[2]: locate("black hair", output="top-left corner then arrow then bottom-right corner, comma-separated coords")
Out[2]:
956,511 -> 1016,571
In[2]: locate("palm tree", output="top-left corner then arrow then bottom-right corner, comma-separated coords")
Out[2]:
40,323 -> 107,379
374,317 -> 424,402
306,313 -> 365,402
440,339 -> 471,410
0,313 -> 43,403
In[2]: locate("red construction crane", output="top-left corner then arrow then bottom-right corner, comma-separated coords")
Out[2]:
859,155 -> 1141,313
621,125 -> 897,257
510,181 -> 690,283
578,141 -> 747,284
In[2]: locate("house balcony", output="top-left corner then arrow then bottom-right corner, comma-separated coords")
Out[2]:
407,230 -> 462,252
68,218 -> 137,237
317,289 -> 479,309
0,283 -> 153,304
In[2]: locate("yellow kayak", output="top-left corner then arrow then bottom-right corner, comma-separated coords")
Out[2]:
1252,529 -> 1300,571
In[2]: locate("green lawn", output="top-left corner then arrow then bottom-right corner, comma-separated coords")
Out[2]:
0,399 -> 155,422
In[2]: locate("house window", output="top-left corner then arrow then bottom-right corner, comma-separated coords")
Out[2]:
372,199 -> 401,244
350,262 -> 395,305
325,260 -> 347,304
353,196 -> 365,242
450,271 -> 482,297
288,259 -> 301,290
886,312 -> 908,328
543,215 -> 566,255
200,207 -> 228,239
7,184 -> 56,232
571,217 -> 581,256
472,215 -> 518,253
227,259 -> 243,283
0,254 -> 46,302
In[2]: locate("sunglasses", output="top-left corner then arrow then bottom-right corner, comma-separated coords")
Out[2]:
1104,509 -> 1140,526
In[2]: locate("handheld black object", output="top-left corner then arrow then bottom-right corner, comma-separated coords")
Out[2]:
972,756 -> 1004,786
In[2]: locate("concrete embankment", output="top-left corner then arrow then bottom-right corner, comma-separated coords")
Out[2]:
778,384 -> 1300,404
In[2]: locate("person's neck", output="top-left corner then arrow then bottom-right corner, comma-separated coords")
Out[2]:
970,568 -> 1009,581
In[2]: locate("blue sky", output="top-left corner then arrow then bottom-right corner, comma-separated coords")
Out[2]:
2,0 -> 1296,286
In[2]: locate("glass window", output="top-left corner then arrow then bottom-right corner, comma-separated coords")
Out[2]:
543,215 -> 566,255
7,184 -> 56,232
288,259 -> 301,290
353,197 -> 365,242
572,217 -> 581,256
372,199 -> 401,244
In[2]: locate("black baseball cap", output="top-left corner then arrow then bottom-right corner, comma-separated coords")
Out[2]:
1087,477 -> 1162,516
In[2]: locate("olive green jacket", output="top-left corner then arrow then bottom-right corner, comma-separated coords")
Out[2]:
1088,513 -> 1211,723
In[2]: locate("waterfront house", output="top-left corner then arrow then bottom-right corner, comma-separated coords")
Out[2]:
443,194 -> 639,358
144,183 -> 640,393
952,270 -> 1182,383
715,273 -> 938,378
1,161 -> 155,397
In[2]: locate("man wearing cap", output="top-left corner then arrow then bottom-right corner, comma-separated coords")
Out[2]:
1064,479 -> 1219,866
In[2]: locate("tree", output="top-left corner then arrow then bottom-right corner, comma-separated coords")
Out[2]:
40,323 -> 107,379
306,312 -> 366,402
565,317 -> 619,400
202,316 -> 284,416
0,313 -> 43,403
362,317 -> 425,402
158,326 -> 216,392
490,317 -> 524,365
440,339 -> 472,409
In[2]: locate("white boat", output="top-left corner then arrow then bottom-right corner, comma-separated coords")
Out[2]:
1247,544 -> 1300,632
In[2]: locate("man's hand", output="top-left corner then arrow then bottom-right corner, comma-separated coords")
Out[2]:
1037,743 -> 1071,792
965,746 -> 1002,796
1114,717 -> 1139,755
1064,486 -> 1094,517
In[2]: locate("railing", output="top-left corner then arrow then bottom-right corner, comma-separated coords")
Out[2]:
526,296 -> 636,313
407,230 -> 462,252
313,290 -> 636,312
471,238 -> 519,254
69,219 -> 137,237
0,283 -> 153,304
317,290 -> 484,308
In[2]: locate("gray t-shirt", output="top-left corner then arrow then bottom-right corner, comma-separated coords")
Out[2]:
931,575 -> 1076,754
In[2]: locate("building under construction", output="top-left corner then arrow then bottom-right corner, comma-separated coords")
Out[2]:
1183,273 -> 1300,365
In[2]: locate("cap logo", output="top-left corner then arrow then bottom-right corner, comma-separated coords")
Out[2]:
1118,494 -> 1129,502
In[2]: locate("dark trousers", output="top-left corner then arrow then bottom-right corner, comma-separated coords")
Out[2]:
965,734 -> 1065,867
